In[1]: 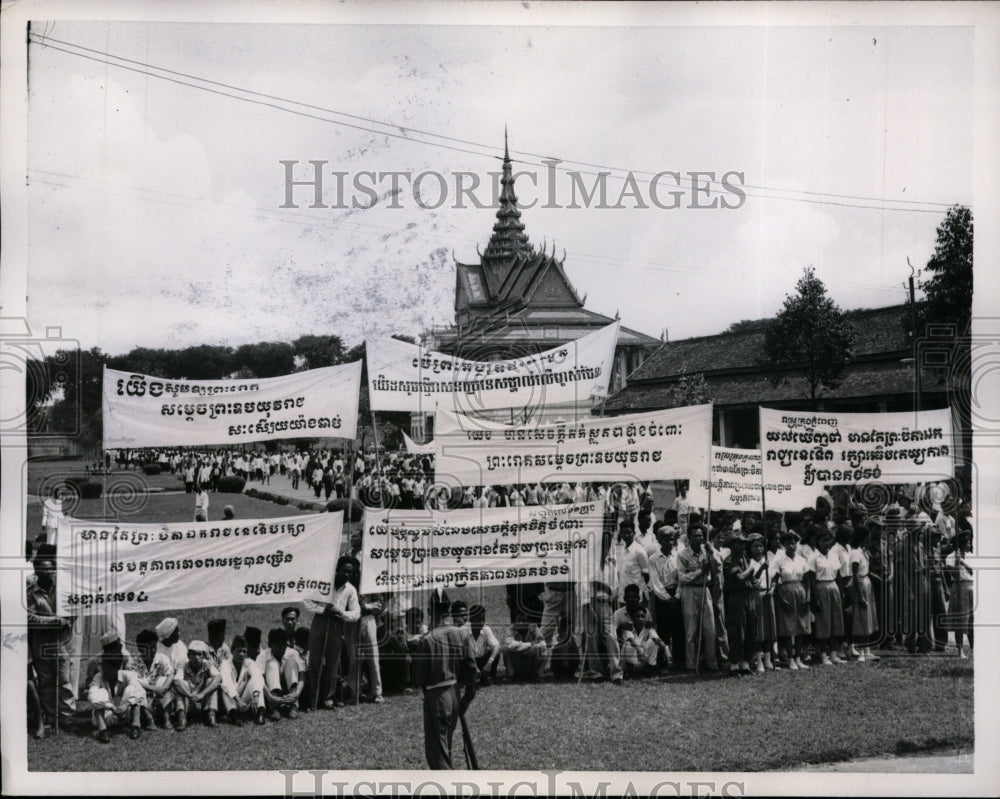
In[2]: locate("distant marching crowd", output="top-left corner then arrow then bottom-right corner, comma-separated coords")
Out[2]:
29,443 -> 975,743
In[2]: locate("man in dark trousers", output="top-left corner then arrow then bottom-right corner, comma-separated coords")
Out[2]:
412,596 -> 478,769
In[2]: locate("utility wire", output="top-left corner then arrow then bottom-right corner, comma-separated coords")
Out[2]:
29,33 -> 961,214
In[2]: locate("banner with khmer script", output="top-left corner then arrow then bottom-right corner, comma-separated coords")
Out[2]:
359,502 -> 602,594
365,321 -> 619,413
102,362 -> 361,447
687,446 -> 763,512
759,407 -> 954,511
433,404 -> 712,487
55,513 -> 343,615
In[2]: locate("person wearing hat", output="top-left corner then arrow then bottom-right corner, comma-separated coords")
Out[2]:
243,627 -> 263,661
219,635 -> 267,725
722,531 -> 759,674
772,530 -> 812,670
806,527 -> 846,665
154,617 -> 188,730
745,531 -> 776,672
173,639 -> 221,729
946,529 -> 974,659
86,639 -> 146,742
26,543 -> 76,730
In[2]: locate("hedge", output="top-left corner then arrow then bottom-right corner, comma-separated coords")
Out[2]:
142,463 -> 162,476
217,475 -> 247,494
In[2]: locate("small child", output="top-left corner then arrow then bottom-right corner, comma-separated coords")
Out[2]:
620,611 -> 669,677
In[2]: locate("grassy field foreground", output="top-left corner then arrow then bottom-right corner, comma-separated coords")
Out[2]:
28,654 -> 972,772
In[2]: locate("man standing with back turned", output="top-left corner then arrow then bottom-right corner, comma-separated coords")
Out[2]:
412,595 -> 478,769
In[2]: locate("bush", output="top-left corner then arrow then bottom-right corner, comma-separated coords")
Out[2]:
217,475 -> 247,494
142,463 -> 162,475
327,498 -> 363,523
297,502 -> 314,511
79,481 -> 103,499
275,496 -> 289,506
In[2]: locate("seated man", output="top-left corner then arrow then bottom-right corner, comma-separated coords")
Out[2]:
502,617 -> 547,682
219,635 -> 266,726
173,640 -> 221,730
256,628 -> 302,720
128,629 -> 173,730
87,643 -> 146,742
467,604 -> 500,685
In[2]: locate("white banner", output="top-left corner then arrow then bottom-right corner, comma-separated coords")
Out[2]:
688,446 -> 763,513
55,513 -> 344,615
366,321 -> 619,413
360,501 -> 603,594
433,404 -> 712,487
103,362 -> 361,447
759,407 -> 955,511
402,431 -> 435,455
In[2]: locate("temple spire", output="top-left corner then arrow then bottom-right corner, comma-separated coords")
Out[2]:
482,130 -> 532,270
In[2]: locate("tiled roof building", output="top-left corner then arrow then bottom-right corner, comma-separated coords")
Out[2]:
603,303 -> 952,448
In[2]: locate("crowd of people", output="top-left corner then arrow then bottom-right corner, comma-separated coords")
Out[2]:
27,445 -> 975,763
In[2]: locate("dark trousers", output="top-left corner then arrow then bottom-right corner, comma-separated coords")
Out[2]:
652,594 -> 685,667
423,684 -> 460,769
307,615 -> 346,708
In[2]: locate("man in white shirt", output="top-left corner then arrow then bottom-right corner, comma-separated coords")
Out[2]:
219,634 -> 266,725
464,604 -> 501,684
617,520 -> 651,602
304,557 -> 361,710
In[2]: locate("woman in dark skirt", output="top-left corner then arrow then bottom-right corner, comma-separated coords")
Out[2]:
772,531 -> 812,670
849,525 -> 880,662
723,532 -> 758,674
746,532 -> 775,671
807,527 -> 846,665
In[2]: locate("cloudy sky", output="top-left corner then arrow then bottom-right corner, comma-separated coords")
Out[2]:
23,12 -> 977,355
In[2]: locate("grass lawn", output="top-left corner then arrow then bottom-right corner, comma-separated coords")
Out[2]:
27,654 -> 972,772
22,467 -> 973,772
25,459 -> 187,496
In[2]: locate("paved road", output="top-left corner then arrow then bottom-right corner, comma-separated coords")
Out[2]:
794,747 -> 973,773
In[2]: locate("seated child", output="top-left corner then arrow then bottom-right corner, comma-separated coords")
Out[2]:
502,617 -> 547,682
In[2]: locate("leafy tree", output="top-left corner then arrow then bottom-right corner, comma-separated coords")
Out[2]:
659,373 -> 713,409
234,341 -> 296,378
725,319 -> 769,334
920,205 -> 973,335
917,205 -> 973,474
761,267 -> 856,411
292,334 -> 347,371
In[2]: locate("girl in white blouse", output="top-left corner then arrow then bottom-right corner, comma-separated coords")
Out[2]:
771,531 -> 812,670
849,526 -> 880,663
807,527 -> 846,665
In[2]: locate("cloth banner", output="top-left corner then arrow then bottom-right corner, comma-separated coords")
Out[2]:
103,362 -> 361,447
687,446 -> 763,512
759,407 -> 955,511
433,404 -> 712,488
402,431 -> 435,455
55,513 -> 344,614
360,501 -> 603,594
366,321 -> 619,413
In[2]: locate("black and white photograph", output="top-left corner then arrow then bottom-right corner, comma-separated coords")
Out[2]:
2,1 -> 998,796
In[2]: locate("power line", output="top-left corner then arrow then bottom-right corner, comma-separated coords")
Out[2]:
29,33 -> 963,214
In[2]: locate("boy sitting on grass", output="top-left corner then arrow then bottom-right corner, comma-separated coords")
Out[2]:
87,643 -> 146,742
257,628 -> 303,720
129,629 -> 173,730
173,640 -> 221,730
219,635 -> 267,726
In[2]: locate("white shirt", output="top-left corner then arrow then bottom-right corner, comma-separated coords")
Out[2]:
302,580 -> 361,621
618,541 -> 650,600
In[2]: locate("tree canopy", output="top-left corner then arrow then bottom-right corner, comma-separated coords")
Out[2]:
761,267 -> 856,411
